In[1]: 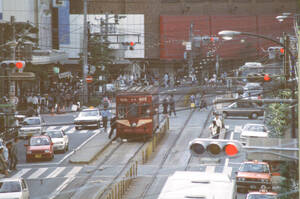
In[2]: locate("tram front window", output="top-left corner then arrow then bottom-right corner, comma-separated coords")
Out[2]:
117,106 -> 126,119
128,104 -> 138,118
141,104 -> 151,117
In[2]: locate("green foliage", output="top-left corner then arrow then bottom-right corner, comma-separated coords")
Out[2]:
278,162 -> 298,199
265,89 -> 292,137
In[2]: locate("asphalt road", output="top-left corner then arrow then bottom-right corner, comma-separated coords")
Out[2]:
10,112 -> 105,199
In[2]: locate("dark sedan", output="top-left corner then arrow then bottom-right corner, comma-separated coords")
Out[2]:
222,102 -> 264,119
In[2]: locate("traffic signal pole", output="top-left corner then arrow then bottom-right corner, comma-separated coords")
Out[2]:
82,0 -> 88,105
9,16 -> 16,107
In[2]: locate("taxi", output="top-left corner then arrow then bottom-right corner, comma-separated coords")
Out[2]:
25,135 -> 54,162
236,160 -> 272,192
246,186 -> 277,199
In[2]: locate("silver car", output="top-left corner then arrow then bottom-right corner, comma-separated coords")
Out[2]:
240,123 -> 269,144
0,178 -> 30,199
18,116 -> 44,139
74,108 -> 102,130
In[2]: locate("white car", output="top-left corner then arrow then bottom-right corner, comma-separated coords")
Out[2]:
74,108 -> 102,130
43,130 -> 69,152
240,123 -> 269,144
0,178 -> 30,199
243,83 -> 263,99
18,116 -> 44,139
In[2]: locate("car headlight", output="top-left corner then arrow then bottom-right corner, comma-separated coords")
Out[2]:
45,150 -> 50,153
27,151 -> 32,154
132,123 -> 137,127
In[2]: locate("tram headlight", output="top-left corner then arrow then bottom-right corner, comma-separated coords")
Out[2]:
146,109 -> 150,114
132,123 -> 137,127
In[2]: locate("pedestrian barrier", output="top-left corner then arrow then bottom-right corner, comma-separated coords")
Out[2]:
103,116 -> 169,199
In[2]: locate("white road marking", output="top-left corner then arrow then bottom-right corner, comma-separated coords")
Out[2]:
57,129 -> 103,164
79,130 -> 88,134
46,126 -> 57,131
205,166 -> 215,173
66,127 -> 76,134
49,176 -> 75,199
65,167 -> 82,177
11,168 -> 31,178
45,167 -> 66,179
28,168 -> 48,179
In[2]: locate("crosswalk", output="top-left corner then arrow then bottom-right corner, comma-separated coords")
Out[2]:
45,125 -> 102,135
11,166 -> 83,180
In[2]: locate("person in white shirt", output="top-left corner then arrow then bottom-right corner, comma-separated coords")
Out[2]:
209,120 -> 218,139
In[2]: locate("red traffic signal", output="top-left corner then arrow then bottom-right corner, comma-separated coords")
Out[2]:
263,74 -> 271,82
0,60 -> 25,70
130,41 -> 135,46
189,138 -> 243,158
280,48 -> 284,54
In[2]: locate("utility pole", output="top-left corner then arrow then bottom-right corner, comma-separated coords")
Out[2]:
9,16 -> 16,107
82,0 -> 88,104
188,23 -> 193,74
297,28 -> 300,199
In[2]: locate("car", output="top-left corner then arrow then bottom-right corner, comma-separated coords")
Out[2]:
222,101 -> 264,119
25,135 -> 54,162
246,190 -> 277,199
243,83 -> 263,99
18,116 -> 44,139
74,108 -> 102,130
0,178 -> 30,199
43,130 -> 69,153
236,160 -> 272,192
240,124 -> 270,144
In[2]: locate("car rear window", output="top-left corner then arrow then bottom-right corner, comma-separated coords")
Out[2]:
240,163 -> 269,173
23,118 -> 40,125
247,194 -> 276,199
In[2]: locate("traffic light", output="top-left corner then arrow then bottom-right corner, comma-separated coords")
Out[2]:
0,60 -> 25,71
121,42 -> 136,50
189,138 -> 243,158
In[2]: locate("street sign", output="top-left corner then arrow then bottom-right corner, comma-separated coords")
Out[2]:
185,42 -> 192,50
86,76 -> 93,83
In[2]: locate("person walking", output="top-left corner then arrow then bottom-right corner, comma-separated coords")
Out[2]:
214,114 -> 223,138
190,94 -> 196,110
168,94 -> 176,116
101,108 -> 110,132
209,120 -> 218,139
0,147 -> 9,177
10,138 -> 18,170
108,116 -> 117,139
162,98 -> 168,116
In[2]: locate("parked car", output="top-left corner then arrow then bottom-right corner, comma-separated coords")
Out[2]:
0,178 -> 30,199
222,102 -> 264,119
236,160 -> 272,192
43,130 -> 69,153
240,123 -> 270,144
74,108 -> 102,130
18,116 -> 44,139
25,135 -> 54,162
246,190 -> 277,199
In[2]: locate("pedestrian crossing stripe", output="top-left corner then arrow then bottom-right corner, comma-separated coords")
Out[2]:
234,125 -> 242,133
44,126 -> 100,134
11,166 -> 83,180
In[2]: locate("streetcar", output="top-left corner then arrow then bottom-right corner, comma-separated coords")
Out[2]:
115,86 -> 159,140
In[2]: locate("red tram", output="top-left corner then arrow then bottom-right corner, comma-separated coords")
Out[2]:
115,86 -> 160,140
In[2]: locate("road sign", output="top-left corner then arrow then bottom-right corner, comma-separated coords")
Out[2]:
86,76 -> 93,83
185,42 -> 192,50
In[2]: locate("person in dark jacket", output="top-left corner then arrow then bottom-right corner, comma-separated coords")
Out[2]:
108,116 -> 117,139
162,98 -> 168,116
168,94 -> 176,116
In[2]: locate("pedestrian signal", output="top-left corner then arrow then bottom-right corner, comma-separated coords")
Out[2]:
189,138 -> 243,158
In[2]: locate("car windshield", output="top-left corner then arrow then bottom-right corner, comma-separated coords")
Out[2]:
79,110 -> 98,117
45,131 -> 63,138
23,118 -> 40,125
247,194 -> 276,199
244,125 -> 266,132
30,137 -> 50,146
240,163 -> 269,173
0,181 -> 21,193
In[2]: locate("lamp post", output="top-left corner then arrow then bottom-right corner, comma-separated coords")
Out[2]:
219,29 -> 299,198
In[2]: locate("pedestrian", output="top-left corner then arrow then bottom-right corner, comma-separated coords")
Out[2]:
164,73 -> 169,88
209,120 -> 218,139
190,94 -> 196,110
200,98 -> 207,111
101,108 -> 110,132
162,98 -> 168,116
168,94 -> 176,116
5,142 -> 11,170
10,138 -> 18,170
0,147 -> 9,177
32,94 -> 39,114
214,114 -> 223,137
108,116 -> 117,139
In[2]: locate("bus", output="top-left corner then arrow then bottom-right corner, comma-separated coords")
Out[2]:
157,171 -> 237,199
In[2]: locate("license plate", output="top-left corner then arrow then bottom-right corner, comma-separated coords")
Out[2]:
250,185 -> 256,189
35,154 -> 42,158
